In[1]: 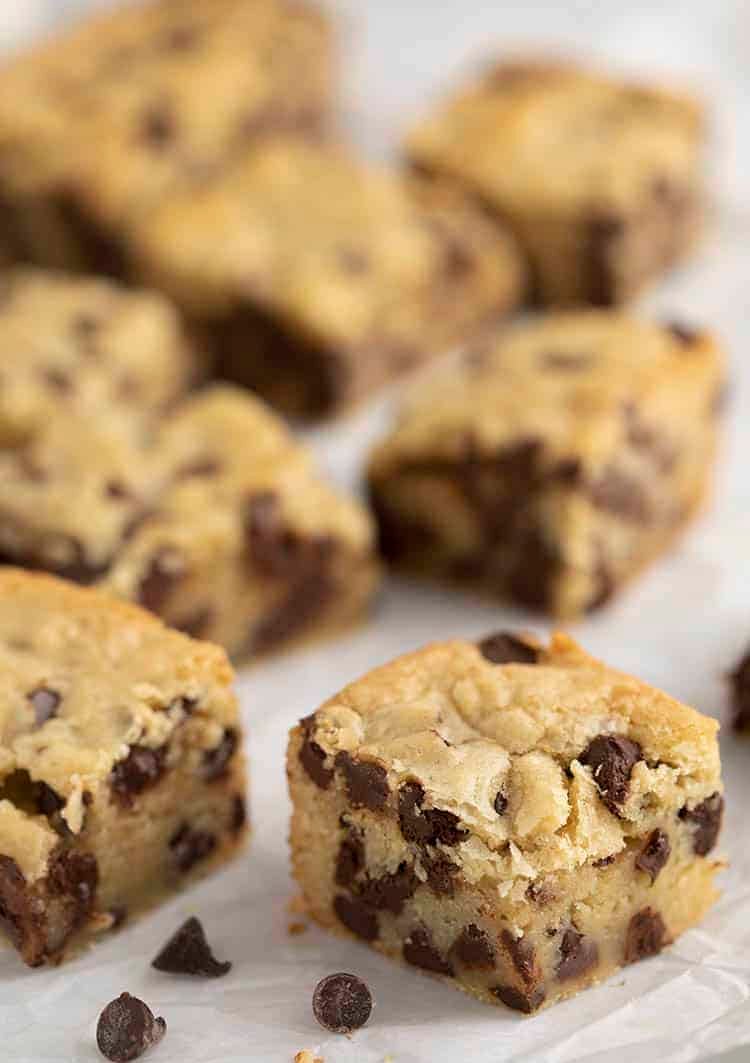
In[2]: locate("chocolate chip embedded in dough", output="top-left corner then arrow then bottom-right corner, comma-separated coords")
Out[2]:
478,631 -> 539,665
168,823 -> 217,873
202,728 -> 238,782
140,101 -> 176,148
333,894 -> 378,941
403,925 -> 454,976
334,831 -> 364,889
335,752 -> 389,811
635,829 -> 671,882
555,927 -> 599,981
625,907 -> 666,963
579,734 -> 642,815
298,714 -> 333,789
450,924 -> 496,969
137,548 -> 185,613
678,793 -> 723,856
397,781 -> 467,846
501,929 -> 540,990
491,982 -> 546,1013
110,745 -> 167,808
357,863 -> 418,915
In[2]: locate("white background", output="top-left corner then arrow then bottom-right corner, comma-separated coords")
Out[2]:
0,3 -> 749,1062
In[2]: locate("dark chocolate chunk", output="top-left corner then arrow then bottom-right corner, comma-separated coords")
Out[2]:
335,752 -> 389,811
423,853 -> 458,896
478,631 -> 538,665
140,101 -> 176,148
678,792 -> 723,856
137,549 -> 185,613
450,924 -> 496,969
358,863 -> 418,915
35,781 -> 65,818
312,972 -> 372,1034
491,983 -> 546,1013
556,927 -> 599,981
501,929 -> 540,989
730,649 -> 750,731
493,791 -> 508,815
48,849 -> 98,922
333,894 -> 378,941
0,854 -> 29,953
398,781 -> 467,847
96,992 -> 166,1062
625,907 -> 666,963
506,525 -> 560,612
152,916 -> 231,978
168,824 -> 216,873
110,745 -> 167,808
28,686 -> 60,726
579,734 -> 642,815
403,925 -> 454,976
298,714 -> 333,789
202,728 -> 238,782
635,829 -> 671,882
335,831 -> 364,889
588,466 -> 652,523
248,565 -> 335,655
230,794 -> 247,834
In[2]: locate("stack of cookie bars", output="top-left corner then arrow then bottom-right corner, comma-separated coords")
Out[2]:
0,0 -> 730,1025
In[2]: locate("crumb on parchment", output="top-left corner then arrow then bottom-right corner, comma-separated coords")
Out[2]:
294,1051 -> 324,1063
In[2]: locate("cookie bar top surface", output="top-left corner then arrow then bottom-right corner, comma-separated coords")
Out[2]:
0,569 -> 236,843
131,138 -> 523,345
0,268 -> 195,442
407,60 -> 704,214
0,0 -> 332,217
305,632 -> 721,880
370,312 -> 724,473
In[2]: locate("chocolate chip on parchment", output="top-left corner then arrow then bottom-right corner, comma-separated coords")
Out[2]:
152,916 -> 231,978
730,649 -> 750,731
333,894 -> 378,941
556,927 -> 598,981
298,714 -> 333,789
202,728 -> 238,782
110,746 -> 167,808
403,925 -> 454,976
478,631 -> 539,665
678,792 -> 723,856
625,907 -> 666,963
335,752 -> 389,811
169,824 -> 216,873
96,992 -> 166,1062
312,972 -> 372,1034
579,734 -> 642,815
450,924 -> 496,969
398,781 -> 467,847
635,829 -> 671,882
28,686 -> 60,726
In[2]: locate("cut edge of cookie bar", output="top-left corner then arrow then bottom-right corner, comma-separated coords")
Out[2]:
406,58 -> 706,306
287,631 -> 724,1013
0,569 -> 248,967
368,314 -> 725,619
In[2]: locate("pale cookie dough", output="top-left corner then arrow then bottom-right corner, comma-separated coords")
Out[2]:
288,631 -> 724,1012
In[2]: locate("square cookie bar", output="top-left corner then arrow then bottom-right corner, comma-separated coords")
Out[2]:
0,267 -> 197,444
0,569 -> 247,967
0,0 -> 333,273
407,60 -> 705,305
288,632 -> 723,1012
0,385 -> 380,659
128,139 -> 524,419
368,313 -> 725,618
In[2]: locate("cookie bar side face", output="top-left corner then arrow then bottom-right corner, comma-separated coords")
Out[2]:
287,635 -> 723,1012
0,569 -> 248,966
406,61 -> 705,306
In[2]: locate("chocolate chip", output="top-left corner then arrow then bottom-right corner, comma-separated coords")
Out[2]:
679,793 -> 723,856
110,746 -> 167,808
152,916 -> 231,978
588,466 -> 652,522
335,832 -> 364,889
580,734 -> 642,815
333,894 -> 378,941
403,925 -> 454,976
312,972 -> 372,1034
625,907 -> 666,963
635,829 -> 671,882
478,631 -> 538,665
423,853 -> 458,896
137,549 -> 185,613
169,824 -> 217,873
493,791 -> 508,815
501,929 -> 540,989
556,927 -> 598,981
203,728 -> 238,782
491,983 -> 546,1013
230,794 -> 247,833
140,102 -> 175,148
506,525 -> 561,612
244,492 -> 289,574
174,606 -> 214,639
450,924 -> 495,969
335,752 -> 389,811
586,212 -> 625,306
0,855 -> 28,952
41,367 -> 72,393
358,863 -> 418,915
667,322 -> 701,346
96,992 -> 166,1062
398,781 -> 467,846
593,854 -> 615,868
298,714 -> 333,789
35,781 -> 65,818
540,350 -> 593,371
248,564 -> 335,655
105,480 -> 132,501
48,849 -> 98,919
731,649 -> 750,731
27,686 -> 60,725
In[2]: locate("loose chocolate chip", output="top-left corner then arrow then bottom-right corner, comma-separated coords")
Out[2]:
556,927 -> 599,981
397,782 -> 467,847
358,863 -> 418,915
335,831 -> 364,889
312,972 -> 372,1034
96,992 -> 166,1062
450,924 -> 496,969
588,466 -> 652,523
678,793 -> 724,856
494,791 -> 508,815
110,746 -> 167,808
203,729 -> 238,782
298,714 -> 333,789
580,734 -> 642,815
478,631 -> 538,665
403,925 -> 454,976
333,894 -> 378,941
540,350 -> 593,371
152,916 -> 231,978
169,824 -> 217,873
667,322 -> 701,346
230,794 -> 247,833
137,549 -> 185,614
625,907 -> 666,963
335,753 -> 389,811
27,686 -> 60,726
731,649 -> 750,731
501,929 -> 540,989
423,853 -> 458,896
635,829 -> 671,882
140,102 -> 175,148
41,366 -> 73,393
491,983 -> 546,1013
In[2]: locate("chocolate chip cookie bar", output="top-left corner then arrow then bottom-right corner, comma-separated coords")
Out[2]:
0,0 -> 333,273
128,139 -> 524,418
0,568 -> 247,967
288,631 -> 724,1012
0,384 -> 379,659
369,313 -> 725,617
0,267 -> 197,444
407,60 -> 705,305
